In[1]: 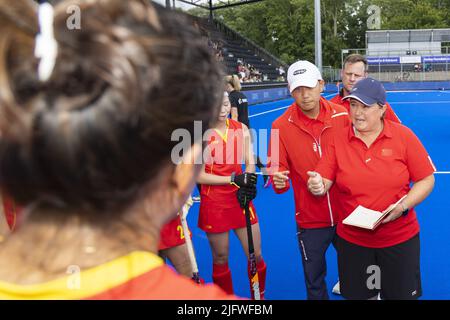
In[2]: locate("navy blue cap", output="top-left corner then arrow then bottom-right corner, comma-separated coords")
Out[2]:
343,78 -> 386,106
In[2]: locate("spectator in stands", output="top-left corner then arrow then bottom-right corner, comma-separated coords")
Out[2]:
0,0 -> 232,299
330,54 -> 401,124
237,62 -> 245,79
278,66 -> 286,81
222,45 -> 229,57
216,50 -> 224,62
244,63 -> 251,80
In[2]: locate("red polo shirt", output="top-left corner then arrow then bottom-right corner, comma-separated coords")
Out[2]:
268,97 -> 349,229
330,91 -> 401,123
316,120 -> 435,248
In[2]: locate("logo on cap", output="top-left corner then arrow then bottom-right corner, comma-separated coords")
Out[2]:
293,69 -> 307,75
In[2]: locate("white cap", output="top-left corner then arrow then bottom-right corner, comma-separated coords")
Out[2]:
287,60 -> 322,93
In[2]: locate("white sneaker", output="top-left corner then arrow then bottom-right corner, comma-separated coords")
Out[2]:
332,281 -> 341,295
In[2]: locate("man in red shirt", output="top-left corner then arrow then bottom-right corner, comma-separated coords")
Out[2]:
268,60 -> 349,299
330,54 -> 401,123
308,78 -> 435,299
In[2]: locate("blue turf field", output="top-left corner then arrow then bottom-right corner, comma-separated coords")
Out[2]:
185,90 -> 450,300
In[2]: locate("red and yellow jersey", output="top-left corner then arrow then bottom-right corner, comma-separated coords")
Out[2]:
199,119 -> 258,233
0,251 -> 236,300
158,215 -> 189,251
1,191 -> 21,231
201,118 -> 244,203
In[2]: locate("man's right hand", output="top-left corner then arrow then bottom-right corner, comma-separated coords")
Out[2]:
307,171 -> 325,196
272,171 -> 290,189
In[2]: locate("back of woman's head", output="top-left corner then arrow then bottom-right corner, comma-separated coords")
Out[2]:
0,0 -> 223,214
225,74 -> 241,92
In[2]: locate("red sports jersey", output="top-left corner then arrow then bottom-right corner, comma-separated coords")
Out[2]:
158,215 -> 188,251
0,251 -> 236,299
316,120 -> 435,248
199,119 -> 258,233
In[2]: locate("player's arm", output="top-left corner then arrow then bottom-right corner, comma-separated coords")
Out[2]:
197,164 -> 231,185
242,124 -> 255,174
268,125 -> 290,193
197,164 -> 256,188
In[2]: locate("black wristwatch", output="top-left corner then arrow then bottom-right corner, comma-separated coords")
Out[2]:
400,202 -> 409,216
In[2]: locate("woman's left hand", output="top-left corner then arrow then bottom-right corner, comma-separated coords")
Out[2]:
381,203 -> 404,224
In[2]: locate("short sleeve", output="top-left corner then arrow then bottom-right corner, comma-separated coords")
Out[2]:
403,127 -> 436,182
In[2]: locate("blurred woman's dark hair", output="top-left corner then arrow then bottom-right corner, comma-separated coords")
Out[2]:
0,0 -> 223,215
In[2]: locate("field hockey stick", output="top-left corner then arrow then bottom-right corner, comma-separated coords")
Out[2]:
180,195 -> 201,284
244,199 -> 260,300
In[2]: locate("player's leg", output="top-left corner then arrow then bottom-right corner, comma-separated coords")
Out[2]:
159,243 -> 193,278
207,231 -> 234,294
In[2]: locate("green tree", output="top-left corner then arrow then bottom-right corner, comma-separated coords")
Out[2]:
190,0 -> 450,68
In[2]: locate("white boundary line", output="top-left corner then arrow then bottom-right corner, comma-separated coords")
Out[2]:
249,100 -> 450,118
390,101 -> 450,104
249,105 -> 290,118
249,93 -> 337,118
254,171 -> 450,175
387,90 -> 450,93
248,92 -> 450,118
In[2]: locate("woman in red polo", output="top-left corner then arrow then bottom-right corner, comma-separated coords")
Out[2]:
197,92 -> 267,299
308,78 -> 435,300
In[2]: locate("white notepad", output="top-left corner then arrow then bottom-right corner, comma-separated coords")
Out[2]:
343,196 -> 407,230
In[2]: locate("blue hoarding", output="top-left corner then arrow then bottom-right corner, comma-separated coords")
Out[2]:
422,55 -> 450,63
367,57 -> 400,64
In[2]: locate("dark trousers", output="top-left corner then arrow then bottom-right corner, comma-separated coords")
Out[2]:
296,225 -> 337,300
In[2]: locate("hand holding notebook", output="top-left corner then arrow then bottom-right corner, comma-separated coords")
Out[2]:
343,195 -> 408,230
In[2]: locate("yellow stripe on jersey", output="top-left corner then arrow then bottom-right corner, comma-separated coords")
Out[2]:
242,206 -> 256,221
213,118 -> 229,143
249,206 -> 256,220
0,251 -> 163,300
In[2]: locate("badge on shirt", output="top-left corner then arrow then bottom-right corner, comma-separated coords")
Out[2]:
381,148 -> 393,156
